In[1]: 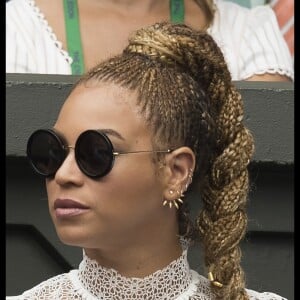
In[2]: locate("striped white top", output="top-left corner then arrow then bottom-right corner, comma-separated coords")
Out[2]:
6,0 -> 294,80
208,0 -> 294,80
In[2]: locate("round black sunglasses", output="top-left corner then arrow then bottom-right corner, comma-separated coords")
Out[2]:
26,129 -> 172,178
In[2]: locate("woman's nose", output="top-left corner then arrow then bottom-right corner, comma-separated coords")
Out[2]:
54,149 -> 84,186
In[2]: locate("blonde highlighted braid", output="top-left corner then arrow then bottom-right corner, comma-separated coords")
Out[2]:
79,22 -> 254,299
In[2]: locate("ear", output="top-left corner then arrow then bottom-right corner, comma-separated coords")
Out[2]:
162,147 -> 195,201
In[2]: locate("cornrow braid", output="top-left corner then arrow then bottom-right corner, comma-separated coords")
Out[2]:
78,22 -> 254,299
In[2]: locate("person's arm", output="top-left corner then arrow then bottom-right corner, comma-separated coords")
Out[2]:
238,5 -> 294,82
246,73 -> 292,82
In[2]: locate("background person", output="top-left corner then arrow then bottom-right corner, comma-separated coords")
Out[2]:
6,0 -> 293,81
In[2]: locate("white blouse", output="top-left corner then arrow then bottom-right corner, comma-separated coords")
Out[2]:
6,0 -> 294,80
6,247 -> 287,300
207,0 -> 294,80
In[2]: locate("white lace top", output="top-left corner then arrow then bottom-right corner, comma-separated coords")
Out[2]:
6,246 -> 287,300
6,0 -> 294,80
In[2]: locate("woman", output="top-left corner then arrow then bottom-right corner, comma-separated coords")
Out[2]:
6,0 -> 293,81
7,22 -> 286,299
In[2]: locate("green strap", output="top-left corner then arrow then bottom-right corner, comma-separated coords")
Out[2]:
170,0 -> 185,23
63,0 -> 85,75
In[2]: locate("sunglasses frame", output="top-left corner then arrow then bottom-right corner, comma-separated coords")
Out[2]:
27,129 -> 172,179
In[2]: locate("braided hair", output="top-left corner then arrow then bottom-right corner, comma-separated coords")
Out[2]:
78,22 -> 254,300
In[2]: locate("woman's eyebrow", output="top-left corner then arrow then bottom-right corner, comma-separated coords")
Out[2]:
98,129 -> 125,141
51,128 -> 125,141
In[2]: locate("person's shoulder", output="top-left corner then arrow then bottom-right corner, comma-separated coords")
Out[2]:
6,270 -> 77,300
176,270 -> 216,299
246,288 -> 288,300
180,269 -> 287,300
6,0 -> 21,7
6,0 -> 29,12
6,0 -> 35,23
191,272 -> 287,300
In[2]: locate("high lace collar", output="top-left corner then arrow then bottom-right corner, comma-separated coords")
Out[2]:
77,240 -> 193,300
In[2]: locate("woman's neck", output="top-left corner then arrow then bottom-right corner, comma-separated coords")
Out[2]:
84,234 -> 182,278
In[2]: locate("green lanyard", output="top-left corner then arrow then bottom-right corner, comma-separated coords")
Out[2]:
63,0 -> 85,75
170,0 -> 185,23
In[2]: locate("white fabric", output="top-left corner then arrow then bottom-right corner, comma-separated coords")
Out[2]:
207,0 -> 294,80
6,0 -> 293,80
6,246 -> 287,300
6,0 -> 71,74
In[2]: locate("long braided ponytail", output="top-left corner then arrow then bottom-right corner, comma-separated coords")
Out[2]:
79,22 -> 254,299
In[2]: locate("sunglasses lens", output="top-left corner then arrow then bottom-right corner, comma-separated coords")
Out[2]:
27,130 -> 65,177
75,130 -> 114,178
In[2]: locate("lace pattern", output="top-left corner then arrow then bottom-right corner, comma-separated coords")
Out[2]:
76,248 -> 193,300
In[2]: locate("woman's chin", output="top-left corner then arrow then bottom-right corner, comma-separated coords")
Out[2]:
55,227 -> 89,247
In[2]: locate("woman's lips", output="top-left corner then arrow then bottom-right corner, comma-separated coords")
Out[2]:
54,198 -> 90,218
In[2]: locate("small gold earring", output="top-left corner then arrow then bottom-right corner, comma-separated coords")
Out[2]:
163,197 -> 183,209
163,188 -> 185,209
177,189 -> 185,197
185,169 -> 193,190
